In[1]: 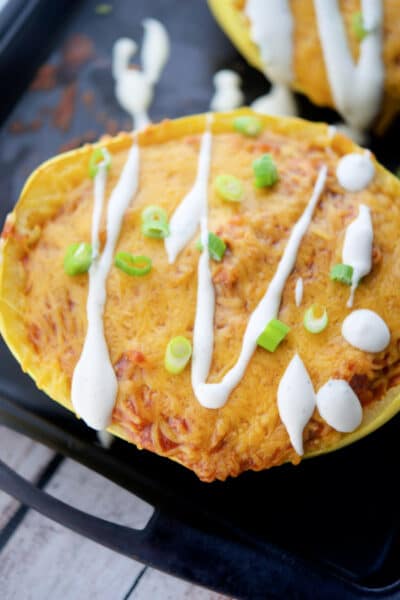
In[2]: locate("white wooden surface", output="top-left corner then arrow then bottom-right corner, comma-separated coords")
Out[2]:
0,427 -> 231,600
0,429 -> 53,529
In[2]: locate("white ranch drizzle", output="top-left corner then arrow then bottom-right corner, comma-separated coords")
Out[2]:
113,38 -> 149,129
245,1 -> 297,119
91,164 -> 106,259
97,430 -> 114,449
112,38 -> 137,80
295,277 -> 303,307
162,114 -> 214,388
313,0 -> 384,132
336,152 -> 375,192
166,117 -> 326,409
141,19 -> 170,86
316,380 -> 362,432
277,354 -> 316,455
210,70 -> 244,112
342,309 -> 390,353
193,166 -> 327,409
251,84 -> 298,117
113,19 -> 170,130
342,204 -> 373,307
71,141 -> 140,430
245,0 -> 293,85
192,215 -> 216,390
165,115 -> 213,263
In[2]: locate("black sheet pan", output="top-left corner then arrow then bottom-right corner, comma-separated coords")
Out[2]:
1,1 -> 400,598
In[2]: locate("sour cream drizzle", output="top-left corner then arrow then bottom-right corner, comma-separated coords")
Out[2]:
245,1 -> 296,118
342,309 -> 390,353
113,19 -> 170,130
210,70 -> 244,112
278,353 -> 316,455
245,0 -> 293,85
251,84 -> 298,118
193,166 -> 327,409
313,0 -> 384,131
342,204 -> 373,307
141,19 -> 170,86
295,277 -> 303,307
165,115 -> 213,262
97,430 -> 114,449
71,141 -> 140,430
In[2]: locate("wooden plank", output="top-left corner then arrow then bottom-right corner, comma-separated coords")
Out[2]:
129,567 -> 231,600
0,433 -> 231,598
0,457 -> 154,599
0,427 -> 54,529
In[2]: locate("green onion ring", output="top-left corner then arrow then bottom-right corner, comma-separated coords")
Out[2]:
233,115 -> 263,137
215,174 -> 244,202
114,252 -> 152,277
165,336 -> 192,374
89,147 -> 111,179
303,304 -> 328,334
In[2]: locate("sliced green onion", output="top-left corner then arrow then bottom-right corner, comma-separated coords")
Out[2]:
208,233 -> 226,261
257,318 -> 290,352
115,252 -> 152,276
141,205 -> 169,239
215,174 -> 244,203
303,304 -> 328,334
352,12 -> 368,41
141,219 -> 169,239
89,147 -> 111,178
64,242 -> 92,275
165,336 -> 192,374
330,263 -> 353,285
253,154 -> 279,188
196,232 -> 226,261
233,115 -> 263,137
141,205 -> 168,223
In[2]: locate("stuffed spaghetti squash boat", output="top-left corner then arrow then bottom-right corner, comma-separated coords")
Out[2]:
1,110 -> 400,481
208,0 -> 400,133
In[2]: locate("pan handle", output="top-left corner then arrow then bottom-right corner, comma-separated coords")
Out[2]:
0,457 -> 383,600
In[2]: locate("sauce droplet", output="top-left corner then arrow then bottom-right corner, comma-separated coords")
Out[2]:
210,70 -> 244,112
316,379 -> 362,432
295,277 -> 303,307
342,309 -> 390,353
278,354 -> 316,455
336,153 -> 375,192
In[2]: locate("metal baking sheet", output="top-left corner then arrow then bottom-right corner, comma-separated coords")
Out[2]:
0,1 -> 399,597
